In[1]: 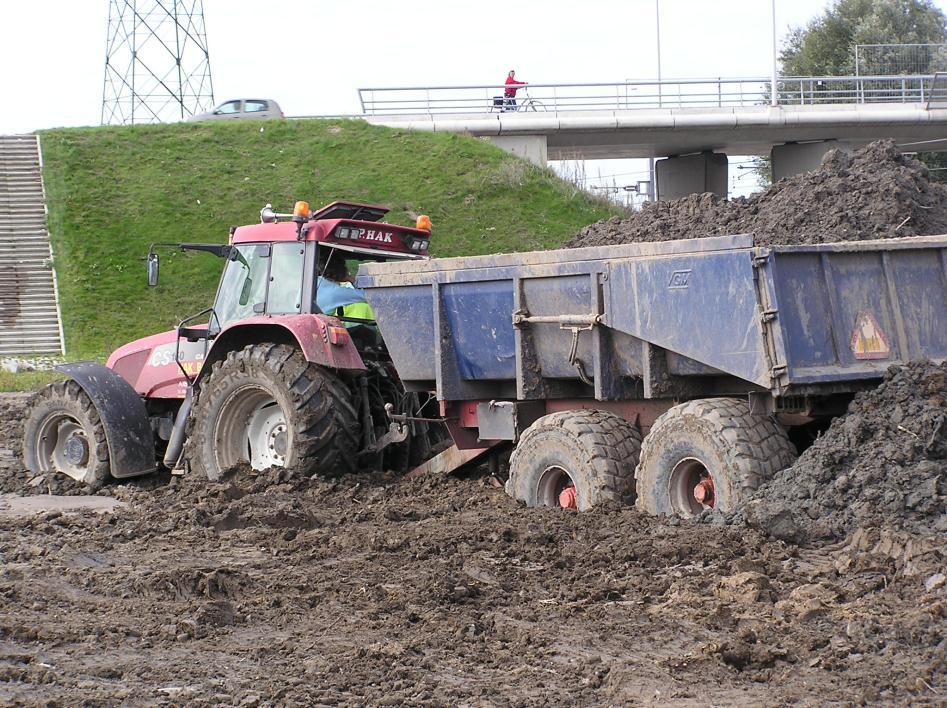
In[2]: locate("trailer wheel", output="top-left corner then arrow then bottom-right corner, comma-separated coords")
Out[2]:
187,343 -> 358,480
506,410 -> 641,511
636,398 -> 796,517
23,380 -> 111,490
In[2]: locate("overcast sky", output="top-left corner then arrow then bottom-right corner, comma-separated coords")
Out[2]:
0,0 -> 878,133
2,0 -> 946,198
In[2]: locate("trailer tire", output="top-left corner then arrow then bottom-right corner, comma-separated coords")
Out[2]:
636,398 -> 796,517
187,343 -> 358,481
506,410 -> 641,511
23,379 -> 111,490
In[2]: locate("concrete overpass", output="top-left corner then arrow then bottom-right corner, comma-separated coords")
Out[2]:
359,75 -> 947,199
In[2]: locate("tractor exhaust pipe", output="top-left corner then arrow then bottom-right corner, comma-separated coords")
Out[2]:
163,386 -> 193,469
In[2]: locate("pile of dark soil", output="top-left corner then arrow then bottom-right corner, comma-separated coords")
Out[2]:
567,140 -> 947,248
743,360 -> 947,544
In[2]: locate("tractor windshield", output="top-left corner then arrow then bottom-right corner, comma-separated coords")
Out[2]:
213,244 -> 270,329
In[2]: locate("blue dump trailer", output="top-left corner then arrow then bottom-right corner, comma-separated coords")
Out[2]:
358,233 -> 947,516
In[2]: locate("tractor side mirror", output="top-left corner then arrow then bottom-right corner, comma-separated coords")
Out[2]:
239,277 -> 253,306
147,251 -> 159,287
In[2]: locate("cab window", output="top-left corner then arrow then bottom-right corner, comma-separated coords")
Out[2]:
267,243 -> 305,314
244,100 -> 268,113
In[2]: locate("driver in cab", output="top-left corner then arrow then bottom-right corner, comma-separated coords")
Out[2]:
316,249 -> 374,322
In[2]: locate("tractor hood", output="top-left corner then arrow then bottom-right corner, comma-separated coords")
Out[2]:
107,329 -> 203,399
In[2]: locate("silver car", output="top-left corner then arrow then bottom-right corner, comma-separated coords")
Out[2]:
187,98 -> 283,121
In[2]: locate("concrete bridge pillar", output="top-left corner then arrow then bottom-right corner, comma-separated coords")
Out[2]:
487,135 -> 548,166
771,140 -> 851,181
655,151 -> 728,201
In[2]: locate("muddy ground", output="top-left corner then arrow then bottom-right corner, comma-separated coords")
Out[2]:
1,138 -> 945,703
1,392 -> 944,705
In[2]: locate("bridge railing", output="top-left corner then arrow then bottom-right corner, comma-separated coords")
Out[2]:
357,75 -> 938,115
926,72 -> 947,108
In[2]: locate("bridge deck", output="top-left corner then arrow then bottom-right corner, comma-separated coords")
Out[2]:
360,75 -> 947,159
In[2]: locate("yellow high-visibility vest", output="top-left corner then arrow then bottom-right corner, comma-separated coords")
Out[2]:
341,301 -> 374,322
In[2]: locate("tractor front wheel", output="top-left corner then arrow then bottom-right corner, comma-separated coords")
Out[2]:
187,344 -> 358,480
23,379 -> 111,490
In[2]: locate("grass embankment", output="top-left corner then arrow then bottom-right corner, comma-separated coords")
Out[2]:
39,119 -> 617,360
0,371 -> 62,393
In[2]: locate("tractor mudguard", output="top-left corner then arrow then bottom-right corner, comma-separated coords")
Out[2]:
56,362 -> 157,479
195,315 -> 366,387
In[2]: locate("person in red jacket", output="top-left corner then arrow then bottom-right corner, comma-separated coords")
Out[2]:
503,70 -> 527,111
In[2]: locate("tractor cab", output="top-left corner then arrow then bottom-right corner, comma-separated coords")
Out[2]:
128,198 -> 433,402
146,200 -> 432,337
212,200 -> 431,332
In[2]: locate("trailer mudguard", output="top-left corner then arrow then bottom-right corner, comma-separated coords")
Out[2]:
56,362 -> 157,479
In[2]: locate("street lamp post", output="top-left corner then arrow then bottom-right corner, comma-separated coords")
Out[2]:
656,0 -> 663,107
650,0 -> 663,202
771,0 -> 779,106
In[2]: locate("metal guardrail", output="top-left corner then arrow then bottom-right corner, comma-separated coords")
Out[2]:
357,75 -> 940,116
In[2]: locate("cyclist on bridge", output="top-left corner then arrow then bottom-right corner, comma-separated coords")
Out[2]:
503,70 -> 527,111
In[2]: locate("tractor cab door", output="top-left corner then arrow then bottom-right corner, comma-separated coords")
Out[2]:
174,242 -> 309,383
211,241 -> 308,332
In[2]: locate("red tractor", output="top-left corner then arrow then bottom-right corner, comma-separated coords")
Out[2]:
23,200 -> 440,488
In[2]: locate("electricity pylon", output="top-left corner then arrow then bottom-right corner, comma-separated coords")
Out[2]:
102,0 -> 215,125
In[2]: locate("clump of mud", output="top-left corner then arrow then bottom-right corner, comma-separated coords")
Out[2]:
567,140 -> 947,248
0,393 -> 38,494
744,360 -> 947,544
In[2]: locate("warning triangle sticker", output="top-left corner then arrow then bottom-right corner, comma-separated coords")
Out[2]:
850,310 -> 890,360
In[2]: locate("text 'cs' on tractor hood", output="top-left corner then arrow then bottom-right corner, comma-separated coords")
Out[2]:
106,329 -> 204,399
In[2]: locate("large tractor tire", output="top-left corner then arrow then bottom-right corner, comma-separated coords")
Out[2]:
23,379 -> 111,490
187,344 -> 358,481
636,398 -> 797,517
506,410 -> 641,511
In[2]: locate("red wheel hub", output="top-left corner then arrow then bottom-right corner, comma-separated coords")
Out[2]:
559,483 -> 577,509
693,475 -> 715,507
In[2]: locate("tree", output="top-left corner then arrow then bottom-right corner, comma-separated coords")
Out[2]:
753,0 -> 947,186
781,0 -> 946,76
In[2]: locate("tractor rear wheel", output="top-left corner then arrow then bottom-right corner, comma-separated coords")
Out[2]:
506,410 -> 641,511
23,379 -> 111,490
635,398 -> 797,517
187,344 -> 358,480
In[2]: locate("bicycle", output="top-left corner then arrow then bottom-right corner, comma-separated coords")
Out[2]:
490,88 -> 545,112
